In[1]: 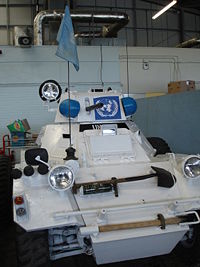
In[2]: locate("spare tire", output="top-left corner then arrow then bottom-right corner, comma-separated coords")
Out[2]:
0,155 -> 13,228
172,224 -> 200,266
16,225 -> 51,267
147,137 -> 171,155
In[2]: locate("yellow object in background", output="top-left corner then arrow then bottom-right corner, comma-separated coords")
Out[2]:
145,92 -> 166,98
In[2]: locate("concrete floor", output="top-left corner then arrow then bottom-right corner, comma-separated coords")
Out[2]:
0,224 -> 200,267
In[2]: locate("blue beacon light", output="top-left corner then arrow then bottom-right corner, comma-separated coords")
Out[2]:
121,97 -> 137,117
59,99 -> 80,118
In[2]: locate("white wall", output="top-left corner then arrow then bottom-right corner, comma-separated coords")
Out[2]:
119,46 -> 200,98
0,45 -> 200,143
0,45 -> 121,141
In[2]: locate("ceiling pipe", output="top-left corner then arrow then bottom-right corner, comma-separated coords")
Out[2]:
176,37 -> 200,48
74,31 -> 102,38
34,10 -> 129,45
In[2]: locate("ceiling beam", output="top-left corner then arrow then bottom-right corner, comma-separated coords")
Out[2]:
180,0 -> 200,8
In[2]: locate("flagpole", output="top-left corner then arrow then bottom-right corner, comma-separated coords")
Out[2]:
125,28 -> 130,97
67,61 -> 72,147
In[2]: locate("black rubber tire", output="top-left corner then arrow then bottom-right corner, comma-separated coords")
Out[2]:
172,224 -> 200,266
0,155 -> 13,228
16,224 -> 51,267
147,137 -> 171,155
39,80 -> 62,102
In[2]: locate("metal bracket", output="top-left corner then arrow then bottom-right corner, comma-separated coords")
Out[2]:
35,155 -> 50,169
176,211 -> 200,226
157,213 -> 166,229
97,209 -> 107,223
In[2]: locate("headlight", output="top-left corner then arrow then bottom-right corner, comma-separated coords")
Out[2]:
182,156 -> 200,179
39,80 -> 62,102
48,165 -> 74,191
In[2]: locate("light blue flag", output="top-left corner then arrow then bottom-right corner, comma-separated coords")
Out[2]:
56,6 -> 79,71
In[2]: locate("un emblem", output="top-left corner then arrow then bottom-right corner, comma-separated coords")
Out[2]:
94,96 -> 121,120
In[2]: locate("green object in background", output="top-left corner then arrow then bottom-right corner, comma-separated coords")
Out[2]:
7,120 -> 25,132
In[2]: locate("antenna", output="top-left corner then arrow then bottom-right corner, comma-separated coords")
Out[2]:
67,61 -> 72,147
125,29 -> 130,96
55,4 -> 79,161
63,61 -> 78,161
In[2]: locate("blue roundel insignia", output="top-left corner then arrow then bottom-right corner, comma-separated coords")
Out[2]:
94,96 -> 121,120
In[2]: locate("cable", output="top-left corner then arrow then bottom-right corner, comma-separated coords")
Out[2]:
100,45 -> 104,87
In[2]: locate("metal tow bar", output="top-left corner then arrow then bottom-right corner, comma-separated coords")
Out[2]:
79,211 -> 200,236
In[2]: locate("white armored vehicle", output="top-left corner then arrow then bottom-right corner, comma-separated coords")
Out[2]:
1,81 -> 200,266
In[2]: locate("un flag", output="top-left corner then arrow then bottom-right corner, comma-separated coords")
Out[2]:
56,6 -> 79,71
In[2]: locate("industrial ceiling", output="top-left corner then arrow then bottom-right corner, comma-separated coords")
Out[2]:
0,0 -> 199,48
144,0 -> 200,10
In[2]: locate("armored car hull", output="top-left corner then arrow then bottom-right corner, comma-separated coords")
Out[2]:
11,89 -> 200,265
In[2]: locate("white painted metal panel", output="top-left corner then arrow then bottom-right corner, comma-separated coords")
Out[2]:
89,135 -> 133,156
92,227 -> 187,264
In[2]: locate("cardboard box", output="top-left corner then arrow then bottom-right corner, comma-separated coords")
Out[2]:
11,132 -> 26,147
168,80 -> 195,94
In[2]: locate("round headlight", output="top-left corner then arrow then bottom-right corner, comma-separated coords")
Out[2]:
48,165 -> 74,191
183,156 -> 200,179
39,80 -> 62,102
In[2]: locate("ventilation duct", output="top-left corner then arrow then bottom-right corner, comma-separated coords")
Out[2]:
34,10 -> 129,45
176,37 -> 200,48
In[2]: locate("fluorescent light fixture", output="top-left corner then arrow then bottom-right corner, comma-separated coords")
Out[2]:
152,0 -> 177,20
